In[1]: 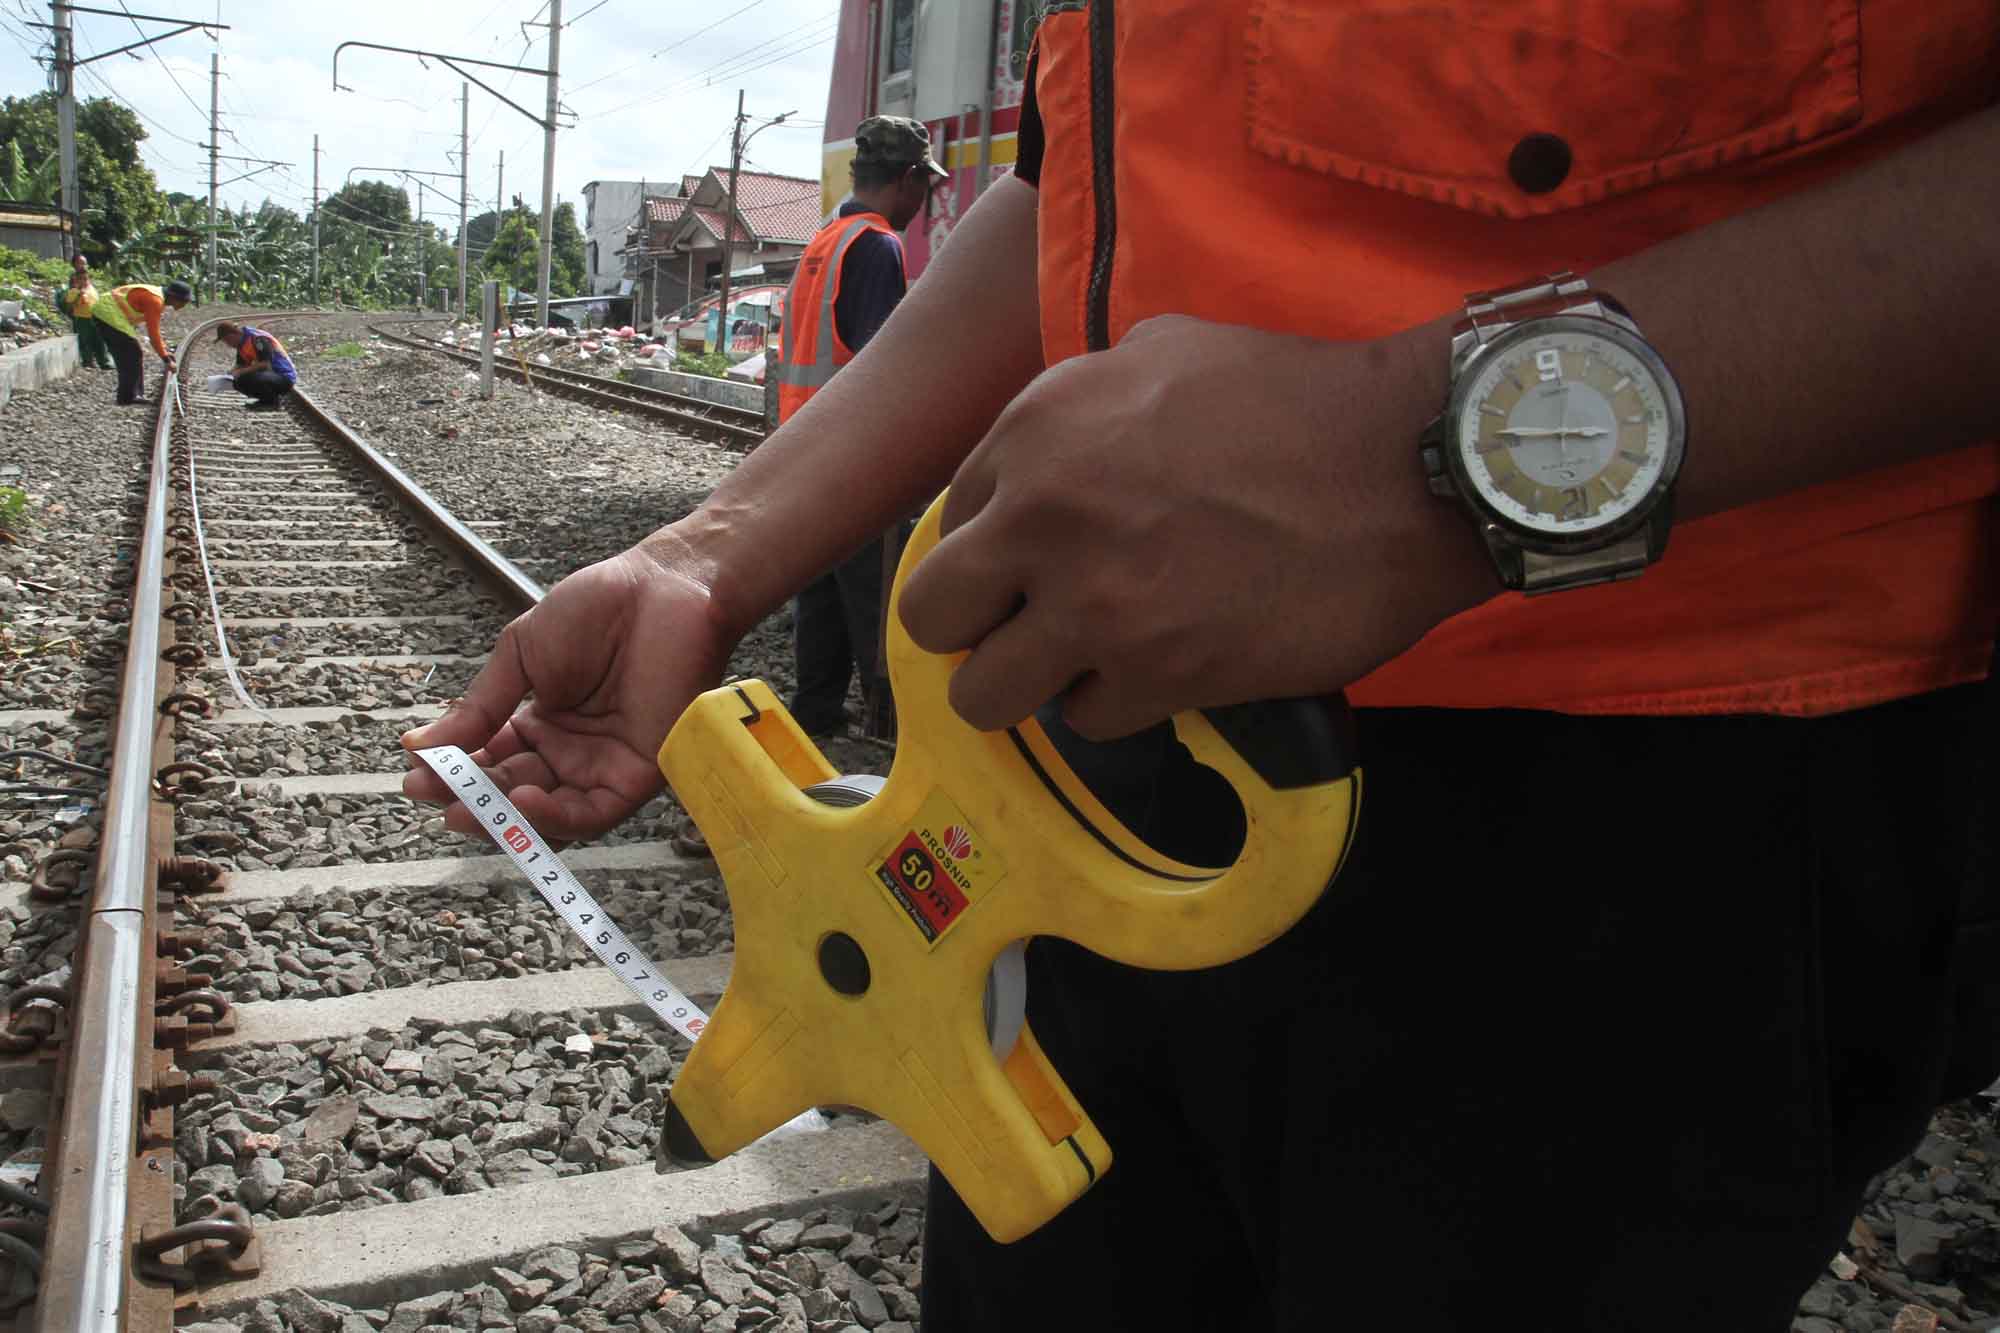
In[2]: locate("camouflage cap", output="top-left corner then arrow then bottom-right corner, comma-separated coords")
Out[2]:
853,115 -> 949,179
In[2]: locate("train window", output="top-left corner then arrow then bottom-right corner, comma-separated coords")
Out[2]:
888,0 -> 916,76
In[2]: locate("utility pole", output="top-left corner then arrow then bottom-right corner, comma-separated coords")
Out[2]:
716,89 -> 744,357
331,33 -> 565,317
311,135 -> 321,304
535,0 -> 561,329
38,5 -> 229,262
715,94 -> 791,356
457,83 -> 469,317
415,187 -> 426,309
207,50 -> 219,302
497,149 -> 504,220
51,3 -> 77,254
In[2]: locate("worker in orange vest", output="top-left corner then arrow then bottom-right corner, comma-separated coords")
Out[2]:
93,279 -> 192,405
410,6 -> 1997,1328
776,115 -> 947,737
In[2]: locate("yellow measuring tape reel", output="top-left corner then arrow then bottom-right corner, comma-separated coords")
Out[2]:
655,494 -> 1361,1243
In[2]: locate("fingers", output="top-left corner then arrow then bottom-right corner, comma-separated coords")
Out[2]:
401,617 -> 533,757
898,511 -> 1023,657
942,606 -> 1083,732
1057,670 -> 1170,742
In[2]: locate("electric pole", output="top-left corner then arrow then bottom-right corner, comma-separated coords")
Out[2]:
715,95 -> 790,356
497,149 -> 504,220
39,5 -> 228,262
458,83 -> 469,317
51,2 -> 77,253
416,186 -> 426,309
207,50 -> 219,302
311,134 -> 321,304
716,89 -> 744,356
535,0 -> 561,328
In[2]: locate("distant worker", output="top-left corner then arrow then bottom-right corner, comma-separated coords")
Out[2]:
775,114 -> 947,737
56,268 -> 113,372
92,279 -> 192,407
214,321 -> 299,411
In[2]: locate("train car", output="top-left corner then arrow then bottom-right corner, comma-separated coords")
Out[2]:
820,0 -> 1042,278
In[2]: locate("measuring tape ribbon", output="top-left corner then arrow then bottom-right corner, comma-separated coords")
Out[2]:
413,744 -> 710,1043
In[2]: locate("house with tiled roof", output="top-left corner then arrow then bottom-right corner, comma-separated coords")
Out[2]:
622,166 -> 822,330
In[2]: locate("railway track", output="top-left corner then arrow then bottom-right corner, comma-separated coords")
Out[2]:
0,316 -> 922,1330
368,321 -> 771,453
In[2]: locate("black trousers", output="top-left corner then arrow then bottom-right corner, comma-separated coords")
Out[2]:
919,684 -> 1994,1332
789,535 -> 890,735
99,322 -> 145,404
232,368 -> 294,403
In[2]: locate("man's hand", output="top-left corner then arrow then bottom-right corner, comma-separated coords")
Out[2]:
898,314 -> 1493,739
400,540 -> 733,843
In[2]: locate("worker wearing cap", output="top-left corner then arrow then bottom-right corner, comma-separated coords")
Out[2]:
776,115 -> 949,737
93,278 -> 192,406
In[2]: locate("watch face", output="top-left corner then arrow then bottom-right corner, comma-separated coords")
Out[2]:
1450,318 -> 1684,545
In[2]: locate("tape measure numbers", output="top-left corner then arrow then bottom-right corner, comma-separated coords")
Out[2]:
414,744 -> 710,1042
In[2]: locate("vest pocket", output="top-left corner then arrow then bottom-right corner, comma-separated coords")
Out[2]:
1244,0 -> 1861,219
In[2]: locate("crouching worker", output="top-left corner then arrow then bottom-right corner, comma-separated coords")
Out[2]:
215,321 -> 298,410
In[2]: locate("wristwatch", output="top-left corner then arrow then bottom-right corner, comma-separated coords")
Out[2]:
1419,272 -> 1687,594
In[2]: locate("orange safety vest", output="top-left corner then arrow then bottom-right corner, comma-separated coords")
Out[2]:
774,210 -> 900,424
1033,0 -> 1999,717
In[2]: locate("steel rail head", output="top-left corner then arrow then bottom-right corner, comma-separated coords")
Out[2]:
33,312 -> 245,1332
289,387 -> 545,614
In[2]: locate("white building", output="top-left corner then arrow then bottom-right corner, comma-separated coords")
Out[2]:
579,180 -> 648,297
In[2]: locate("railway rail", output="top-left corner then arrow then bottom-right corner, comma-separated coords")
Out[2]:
368,321 -> 770,452
1,315 -> 919,1330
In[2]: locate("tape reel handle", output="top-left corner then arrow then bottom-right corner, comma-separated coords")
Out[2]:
888,496 -> 1359,968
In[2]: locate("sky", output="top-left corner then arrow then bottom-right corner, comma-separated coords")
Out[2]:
0,0 -> 839,224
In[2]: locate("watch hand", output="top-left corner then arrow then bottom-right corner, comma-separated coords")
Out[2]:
1496,426 -> 1610,438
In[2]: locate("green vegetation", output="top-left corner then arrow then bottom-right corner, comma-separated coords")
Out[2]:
0,94 -> 592,310
325,341 -> 371,359
0,485 -> 29,539
674,350 -> 731,378
0,244 -> 70,324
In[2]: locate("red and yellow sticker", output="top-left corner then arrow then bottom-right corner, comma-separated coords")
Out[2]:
873,790 -> 1005,945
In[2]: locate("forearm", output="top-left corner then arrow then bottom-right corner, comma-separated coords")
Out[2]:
645,174 -> 1046,640
146,317 -> 169,360
1594,103 -> 1999,519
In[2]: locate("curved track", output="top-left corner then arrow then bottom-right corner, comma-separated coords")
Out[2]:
368,321 -> 769,452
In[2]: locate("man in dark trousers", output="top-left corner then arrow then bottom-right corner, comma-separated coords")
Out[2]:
214,321 -> 299,410
774,115 -> 947,736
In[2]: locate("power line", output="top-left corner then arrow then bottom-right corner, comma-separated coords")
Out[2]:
579,14 -> 836,120
111,0 -> 206,122
565,0 -> 772,96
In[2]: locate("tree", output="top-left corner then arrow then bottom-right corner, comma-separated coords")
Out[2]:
0,92 -> 161,263
482,211 -> 541,293
553,199 -> 585,297
321,179 -> 411,240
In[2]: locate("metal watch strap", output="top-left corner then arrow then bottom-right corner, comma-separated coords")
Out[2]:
1452,272 -> 1658,594
1452,271 -> 1638,372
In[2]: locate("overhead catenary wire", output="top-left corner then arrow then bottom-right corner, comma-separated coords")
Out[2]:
579,14 -> 837,120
